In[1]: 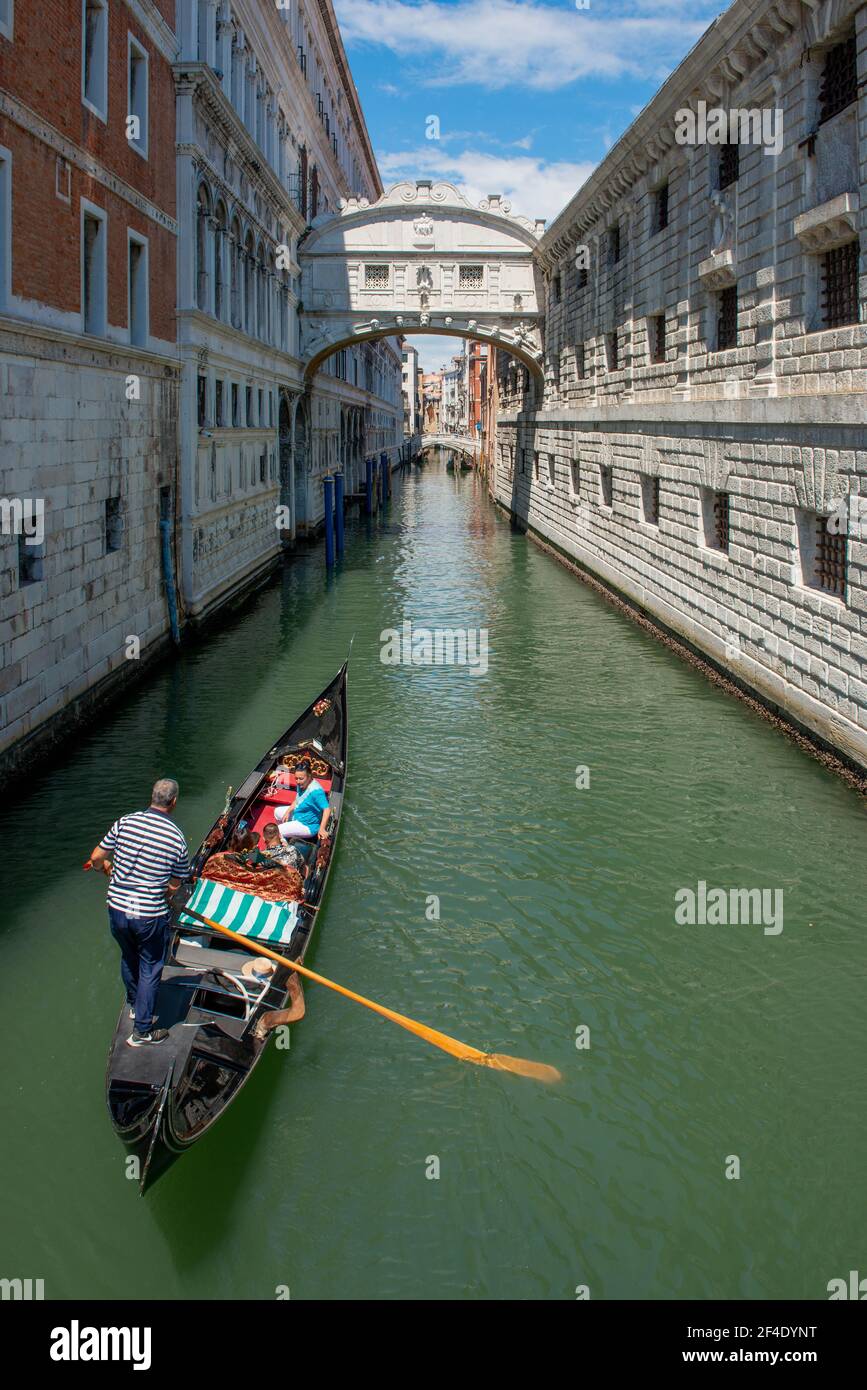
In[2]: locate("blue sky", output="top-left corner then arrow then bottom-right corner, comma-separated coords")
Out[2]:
333,0 -> 725,369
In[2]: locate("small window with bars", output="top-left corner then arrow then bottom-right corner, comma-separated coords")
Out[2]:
576,343 -> 586,379
718,141 -> 740,191
649,314 -> 666,364
533,451 -> 540,480
364,263 -> 389,289
599,464 -> 613,508
814,515 -> 848,597
717,285 -> 738,351
570,460 -> 581,499
197,374 -> 207,427
547,454 -> 556,487
104,496 -> 123,553
459,264 -> 484,290
819,31 -> 858,125
551,272 -> 561,304
215,379 -> 224,427
702,488 -> 730,552
606,332 -> 620,371
822,240 -> 860,328
641,475 -> 660,526
577,263 -> 588,290
18,533 -> 44,586
608,225 -> 621,267
653,183 -> 669,234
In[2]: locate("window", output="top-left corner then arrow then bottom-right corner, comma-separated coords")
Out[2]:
551,272 -> 561,304
215,379 -> 224,427
245,385 -> 252,425
231,383 -> 239,427
197,374 -> 207,427
575,343 -> 586,380
547,454 -> 556,487
649,314 -> 666,364
81,203 -> 107,335
570,461 -> 580,499
653,183 -> 669,234
269,392 -> 275,427
520,448 -> 528,475
599,465 -> 613,508
18,532 -> 44,585
127,35 -> 149,157
0,2 -> 13,43
104,496 -> 123,553
607,225 -> 621,267
459,264 -> 484,290
82,0 -> 108,120
716,285 -> 738,351
718,141 -> 739,191
819,31 -> 857,125
702,488 -> 729,552
605,332 -> 620,371
127,232 -> 148,347
576,263 -> 588,290
364,263 -> 389,290
822,241 -> 860,328
641,475 -> 660,526
533,451 -> 540,480
799,510 -> 848,598
260,453 -> 267,484
258,387 -> 264,424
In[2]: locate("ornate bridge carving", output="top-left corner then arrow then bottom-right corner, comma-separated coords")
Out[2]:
299,180 -> 545,379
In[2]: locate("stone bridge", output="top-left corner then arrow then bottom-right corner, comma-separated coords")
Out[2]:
298,180 -> 546,378
420,433 -> 480,459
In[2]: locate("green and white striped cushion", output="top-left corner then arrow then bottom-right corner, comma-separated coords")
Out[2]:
179,877 -> 298,946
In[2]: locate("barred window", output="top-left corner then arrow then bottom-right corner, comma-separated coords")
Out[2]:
577,263 -> 588,289
105,496 -> 123,553
702,488 -> 730,552
653,183 -> 669,234
533,451 -> 540,480
600,464 -> 613,508
459,264 -> 484,289
815,517 -> 847,598
576,343 -> 586,379
822,240 -> 860,329
717,285 -> 738,351
547,454 -> 556,486
551,272 -> 561,304
608,225 -> 621,267
197,374 -> 207,427
215,379 -> 224,427
364,263 -> 389,289
819,31 -> 857,125
718,141 -> 739,191
650,314 -> 666,364
606,332 -> 620,370
642,475 -> 660,526
570,460 -> 580,498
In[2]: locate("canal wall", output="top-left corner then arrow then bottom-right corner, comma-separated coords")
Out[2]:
493,0 -> 867,774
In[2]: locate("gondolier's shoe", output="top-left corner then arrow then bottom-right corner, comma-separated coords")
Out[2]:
126,1028 -> 169,1047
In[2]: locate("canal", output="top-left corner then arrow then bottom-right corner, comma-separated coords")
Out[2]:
1,455 -> 865,1300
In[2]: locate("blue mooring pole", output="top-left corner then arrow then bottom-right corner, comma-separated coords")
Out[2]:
323,475 -> 335,567
334,472 -> 345,556
365,457 -> 374,516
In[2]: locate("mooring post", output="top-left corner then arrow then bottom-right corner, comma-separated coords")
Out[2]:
323,475 -> 335,567
381,451 -> 389,503
334,471 -> 345,556
365,457 -> 374,515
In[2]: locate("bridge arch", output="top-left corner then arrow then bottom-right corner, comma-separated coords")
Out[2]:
420,433 -> 480,461
298,181 -> 546,383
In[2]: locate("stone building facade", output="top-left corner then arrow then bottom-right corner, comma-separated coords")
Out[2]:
0,0 -> 181,776
493,0 -> 867,772
174,0 -> 403,617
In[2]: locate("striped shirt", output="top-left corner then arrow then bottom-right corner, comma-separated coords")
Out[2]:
99,809 -> 190,918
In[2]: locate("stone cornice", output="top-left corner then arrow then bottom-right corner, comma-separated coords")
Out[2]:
538,0 -> 860,269
314,0 -> 382,198
174,63 -> 306,236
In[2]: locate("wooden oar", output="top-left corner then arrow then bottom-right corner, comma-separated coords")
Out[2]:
182,905 -> 561,1084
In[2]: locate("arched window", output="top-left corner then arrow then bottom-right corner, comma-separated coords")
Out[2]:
196,182 -> 211,312
244,230 -> 255,335
230,214 -> 242,328
214,201 -> 227,320
256,239 -> 266,340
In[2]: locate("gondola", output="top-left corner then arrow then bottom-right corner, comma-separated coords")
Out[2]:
104,662 -> 348,1192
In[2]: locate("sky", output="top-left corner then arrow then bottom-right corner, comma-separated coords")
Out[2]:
333,0 -> 725,372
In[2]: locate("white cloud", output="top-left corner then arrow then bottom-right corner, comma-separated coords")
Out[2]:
377,144 -> 595,222
335,0 -> 718,91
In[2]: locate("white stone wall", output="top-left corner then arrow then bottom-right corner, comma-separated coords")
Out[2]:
0,323 -> 180,768
495,0 -> 867,771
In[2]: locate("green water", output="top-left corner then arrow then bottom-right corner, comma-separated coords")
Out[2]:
1,457 -> 865,1301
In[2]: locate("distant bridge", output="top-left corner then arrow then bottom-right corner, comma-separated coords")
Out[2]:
420,433 -> 480,460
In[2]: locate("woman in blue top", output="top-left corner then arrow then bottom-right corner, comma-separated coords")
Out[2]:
273,758 -> 331,845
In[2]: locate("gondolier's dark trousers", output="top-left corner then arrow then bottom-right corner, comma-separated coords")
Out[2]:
108,907 -> 170,1033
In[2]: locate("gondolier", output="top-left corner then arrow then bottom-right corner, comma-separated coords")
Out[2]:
89,779 -> 190,1048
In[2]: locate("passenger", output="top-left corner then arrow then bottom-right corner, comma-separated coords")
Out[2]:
273,757 -> 331,845
260,822 -> 306,874
230,828 -> 258,854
